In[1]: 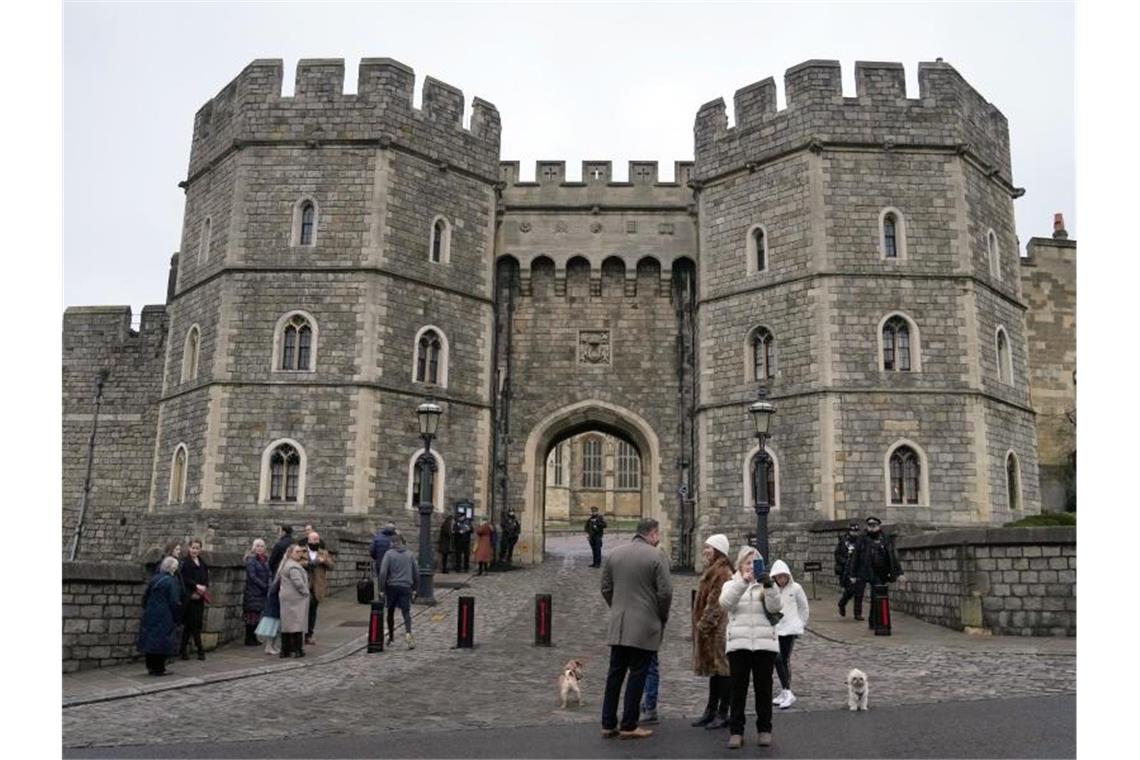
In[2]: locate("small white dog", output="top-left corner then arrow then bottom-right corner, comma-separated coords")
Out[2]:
846,668 -> 870,711
558,659 -> 585,708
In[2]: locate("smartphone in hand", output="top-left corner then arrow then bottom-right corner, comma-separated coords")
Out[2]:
752,557 -> 765,580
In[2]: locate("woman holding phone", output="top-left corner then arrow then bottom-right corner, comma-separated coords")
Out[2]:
718,546 -> 783,749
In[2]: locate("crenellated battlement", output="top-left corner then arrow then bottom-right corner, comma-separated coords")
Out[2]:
694,59 -> 1012,186
62,306 -> 168,354
499,160 -> 694,206
188,58 -> 501,182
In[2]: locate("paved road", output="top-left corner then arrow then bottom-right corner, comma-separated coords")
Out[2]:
63,694 -> 1075,758
63,534 -> 1075,752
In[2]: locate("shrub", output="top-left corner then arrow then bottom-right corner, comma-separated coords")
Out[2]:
1003,512 -> 1076,528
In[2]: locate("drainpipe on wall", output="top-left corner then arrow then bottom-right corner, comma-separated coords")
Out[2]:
69,370 -> 108,561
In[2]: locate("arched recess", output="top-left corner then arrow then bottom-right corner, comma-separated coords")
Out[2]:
519,400 -> 663,565
567,256 -> 591,299
531,256 -> 555,298
636,256 -> 661,299
601,256 -> 626,298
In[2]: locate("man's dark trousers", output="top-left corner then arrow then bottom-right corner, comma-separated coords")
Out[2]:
839,577 -> 866,617
307,594 -> 319,638
588,536 -> 602,567
601,645 -> 653,731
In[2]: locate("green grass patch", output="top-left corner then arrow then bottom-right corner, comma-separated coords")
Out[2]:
1003,512 -> 1076,528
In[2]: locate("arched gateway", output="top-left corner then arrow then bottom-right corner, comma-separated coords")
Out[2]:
514,400 -> 665,565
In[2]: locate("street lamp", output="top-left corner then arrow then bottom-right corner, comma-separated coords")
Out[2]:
68,370 -> 108,561
747,388 -> 777,563
415,397 -> 443,605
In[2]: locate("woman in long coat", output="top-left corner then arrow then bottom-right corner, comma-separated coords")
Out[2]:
179,538 -> 210,661
437,515 -> 454,574
473,519 -> 494,575
138,556 -> 182,676
242,538 -> 272,645
691,533 -> 734,729
276,544 -> 311,658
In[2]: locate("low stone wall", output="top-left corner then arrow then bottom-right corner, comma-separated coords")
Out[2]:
63,536 -> 374,672
893,527 -> 1076,636
750,521 -> 1075,637
63,561 -> 147,672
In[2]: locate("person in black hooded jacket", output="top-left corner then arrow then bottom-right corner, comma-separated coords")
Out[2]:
268,525 -> 295,574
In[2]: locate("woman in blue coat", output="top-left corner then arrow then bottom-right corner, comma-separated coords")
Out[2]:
138,556 -> 182,676
243,538 -> 272,645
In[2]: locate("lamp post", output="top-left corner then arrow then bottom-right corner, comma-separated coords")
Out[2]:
747,388 -> 777,563
415,398 -> 443,605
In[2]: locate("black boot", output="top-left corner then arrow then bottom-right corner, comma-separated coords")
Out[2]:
245,624 -> 259,646
279,633 -> 291,658
691,707 -> 716,727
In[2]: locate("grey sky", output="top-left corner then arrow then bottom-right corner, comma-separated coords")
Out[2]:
64,1 -> 1075,313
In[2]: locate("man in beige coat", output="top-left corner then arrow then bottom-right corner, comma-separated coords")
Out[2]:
599,518 -> 673,740
301,531 -> 335,646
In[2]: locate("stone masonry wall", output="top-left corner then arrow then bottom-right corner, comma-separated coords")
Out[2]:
63,306 -> 167,561
1021,236 -> 1077,511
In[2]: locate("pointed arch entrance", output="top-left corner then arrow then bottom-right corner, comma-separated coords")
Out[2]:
515,400 -> 664,564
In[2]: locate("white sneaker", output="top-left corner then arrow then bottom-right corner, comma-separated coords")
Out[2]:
406,632 -> 415,650
772,689 -> 787,705
779,690 -> 796,709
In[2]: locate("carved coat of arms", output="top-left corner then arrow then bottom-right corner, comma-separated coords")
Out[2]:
579,330 -> 611,365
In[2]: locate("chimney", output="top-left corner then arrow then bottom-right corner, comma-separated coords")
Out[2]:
1052,213 -> 1069,240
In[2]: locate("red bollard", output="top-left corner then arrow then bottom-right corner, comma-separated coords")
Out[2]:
367,600 -> 385,653
535,594 -> 552,647
457,595 -> 475,649
871,584 -> 891,636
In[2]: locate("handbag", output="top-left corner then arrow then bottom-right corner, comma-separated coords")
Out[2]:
760,594 -> 783,627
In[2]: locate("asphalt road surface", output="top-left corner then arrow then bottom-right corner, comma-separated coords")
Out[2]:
64,694 -> 1074,758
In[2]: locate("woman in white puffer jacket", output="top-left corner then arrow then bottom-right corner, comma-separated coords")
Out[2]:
768,559 -> 810,710
718,546 -> 782,749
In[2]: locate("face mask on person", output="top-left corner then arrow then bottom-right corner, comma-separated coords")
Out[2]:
308,543 -> 319,550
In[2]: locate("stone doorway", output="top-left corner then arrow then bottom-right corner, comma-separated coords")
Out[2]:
513,400 -> 664,564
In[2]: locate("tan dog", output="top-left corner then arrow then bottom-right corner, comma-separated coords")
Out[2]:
846,668 -> 870,711
558,659 -> 585,708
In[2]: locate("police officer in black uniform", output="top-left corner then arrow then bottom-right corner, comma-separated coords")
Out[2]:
453,509 -> 473,573
499,510 -> 521,567
850,516 -> 906,627
584,507 -> 607,568
834,522 -> 863,619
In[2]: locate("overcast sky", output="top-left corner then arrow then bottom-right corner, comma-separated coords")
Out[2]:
63,1 -> 1075,313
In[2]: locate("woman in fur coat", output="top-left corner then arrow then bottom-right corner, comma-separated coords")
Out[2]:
691,533 -> 734,730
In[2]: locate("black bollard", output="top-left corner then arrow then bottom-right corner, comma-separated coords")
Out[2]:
367,600 -> 385,653
457,595 -> 475,648
535,594 -> 552,647
870,583 -> 892,636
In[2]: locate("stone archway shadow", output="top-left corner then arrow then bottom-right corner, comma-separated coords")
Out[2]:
516,399 -> 663,564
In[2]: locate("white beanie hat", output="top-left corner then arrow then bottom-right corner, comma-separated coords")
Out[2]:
704,533 -> 730,558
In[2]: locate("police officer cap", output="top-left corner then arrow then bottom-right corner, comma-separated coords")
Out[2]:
848,522 -> 860,531
865,516 -> 882,527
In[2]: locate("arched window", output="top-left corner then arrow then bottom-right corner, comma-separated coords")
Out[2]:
582,437 -> 603,489
551,444 -> 564,486
1006,451 -> 1022,512
410,452 -> 439,507
988,229 -> 1001,280
412,326 -> 449,388
406,448 -> 446,512
888,445 -> 921,505
417,330 -> 442,384
750,326 -> 777,382
748,448 -> 778,508
745,224 -> 769,274
616,440 -> 641,490
429,216 -> 451,264
882,315 -> 912,372
879,208 -> 907,261
198,217 -> 212,264
280,313 -> 314,371
181,325 -> 200,383
168,444 -> 188,505
291,198 -> 319,247
300,202 -> 315,246
268,443 -> 301,502
996,327 -> 1012,384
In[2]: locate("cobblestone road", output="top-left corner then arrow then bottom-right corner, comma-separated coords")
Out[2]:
63,535 -> 1075,749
